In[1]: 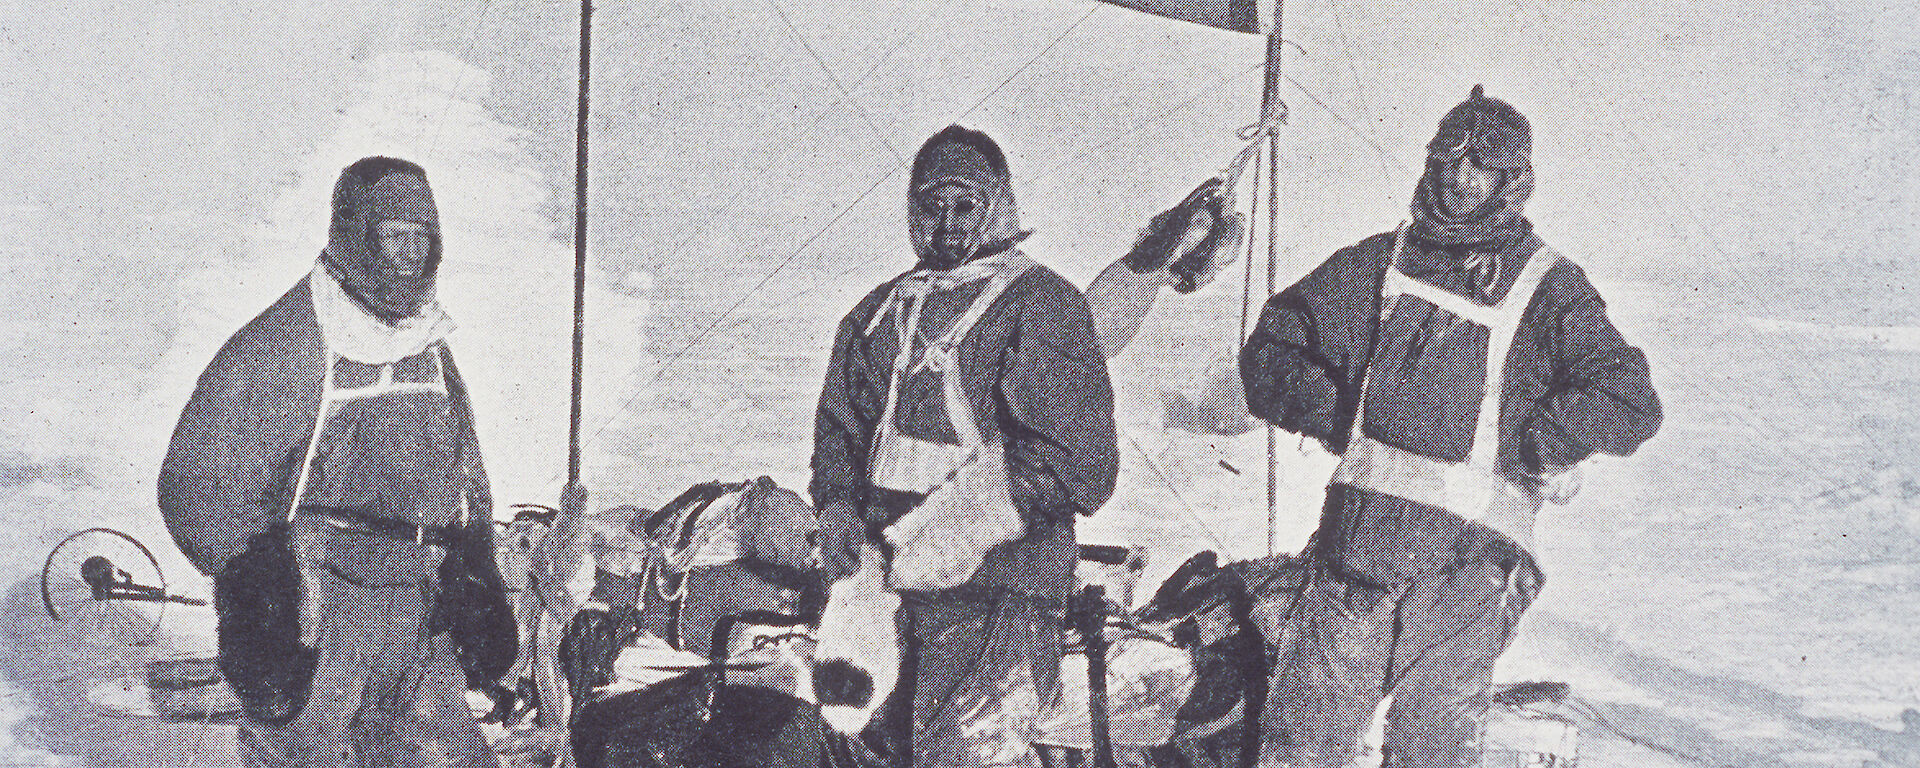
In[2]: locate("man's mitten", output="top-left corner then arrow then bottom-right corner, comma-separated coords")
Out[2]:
1168,208 -> 1243,294
1124,178 -> 1226,275
883,448 -> 1025,592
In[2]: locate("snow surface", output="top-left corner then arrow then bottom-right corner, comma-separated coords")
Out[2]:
1,0 -> 1916,765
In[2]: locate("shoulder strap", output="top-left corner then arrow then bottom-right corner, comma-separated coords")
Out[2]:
1466,244 -> 1562,468
931,256 -> 1038,448
283,351 -> 338,523
926,255 -> 1039,363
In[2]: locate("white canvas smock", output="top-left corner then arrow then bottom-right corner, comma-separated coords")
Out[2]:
1329,226 -> 1564,551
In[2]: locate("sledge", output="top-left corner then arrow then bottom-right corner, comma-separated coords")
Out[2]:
547,537 -> 1579,767
1037,551 -> 1582,768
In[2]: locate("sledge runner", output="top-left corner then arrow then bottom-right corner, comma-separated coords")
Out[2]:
159,157 -> 517,768
1239,87 -> 1663,767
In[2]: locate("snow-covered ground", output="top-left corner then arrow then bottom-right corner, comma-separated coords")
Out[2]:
1,0 -> 1916,764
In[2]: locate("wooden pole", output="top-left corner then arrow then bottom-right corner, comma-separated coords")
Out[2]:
1261,1 -> 1284,559
569,0 -> 592,489
1257,59 -> 1282,752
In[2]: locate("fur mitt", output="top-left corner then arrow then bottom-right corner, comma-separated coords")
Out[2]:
883,447 -> 1026,592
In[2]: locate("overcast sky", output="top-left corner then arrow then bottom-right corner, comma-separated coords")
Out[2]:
3,0 -> 1913,313
0,0 -> 1913,537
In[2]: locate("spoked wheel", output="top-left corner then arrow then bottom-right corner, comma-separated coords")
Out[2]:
41,528 -> 175,646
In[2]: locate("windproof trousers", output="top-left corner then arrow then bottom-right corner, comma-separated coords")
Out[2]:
1269,554 -> 1536,768
239,521 -> 498,768
866,587 -> 1060,768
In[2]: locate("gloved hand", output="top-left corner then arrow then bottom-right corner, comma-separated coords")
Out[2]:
1168,209 -> 1242,293
816,500 -> 865,582
1521,413 -> 1589,503
1123,178 -> 1226,274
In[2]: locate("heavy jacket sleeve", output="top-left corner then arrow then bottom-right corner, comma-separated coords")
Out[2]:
432,348 -> 518,688
1000,273 -> 1119,523
1520,266 -> 1663,468
809,286 -> 891,510
158,285 -> 326,576
1239,236 -> 1391,449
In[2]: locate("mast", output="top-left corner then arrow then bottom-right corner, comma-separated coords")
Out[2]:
569,0 -> 591,491
530,0 -> 593,733
1261,0 -> 1284,557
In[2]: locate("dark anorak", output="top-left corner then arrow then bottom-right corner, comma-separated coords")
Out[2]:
1240,228 -> 1662,582
1242,225 -> 1662,768
812,255 -> 1118,768
157,276 -> 515,725
810,261 -> 1119,600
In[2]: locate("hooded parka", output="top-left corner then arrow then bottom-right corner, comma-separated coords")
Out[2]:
1239,89 -> 1661,768
811,127 -> 1118,768
159,157 -> 514,767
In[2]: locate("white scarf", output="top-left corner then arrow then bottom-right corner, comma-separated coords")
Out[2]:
864,251 -> 1026,337
308,262 -> 457,364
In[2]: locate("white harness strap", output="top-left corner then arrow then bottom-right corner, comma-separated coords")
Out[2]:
1331,225 -> 1563,550
282,345 -> 457,524
868,256 -> 1037,494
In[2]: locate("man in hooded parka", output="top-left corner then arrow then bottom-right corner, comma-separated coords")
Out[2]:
1239,88 -> 1663,767
810,126 -> 1120,768
160,156 -> 516,768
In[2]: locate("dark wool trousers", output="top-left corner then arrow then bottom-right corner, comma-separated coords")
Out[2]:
240,519 -> 497,768
1270,554 -> 1536,768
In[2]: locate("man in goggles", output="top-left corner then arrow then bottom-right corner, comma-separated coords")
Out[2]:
1240,86 -> 1663,767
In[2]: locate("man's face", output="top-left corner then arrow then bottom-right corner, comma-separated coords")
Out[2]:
373,219 -> 432,278
913,183 -> 988,269
1435,153 -> 1503,218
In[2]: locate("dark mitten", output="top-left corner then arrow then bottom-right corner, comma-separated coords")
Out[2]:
213,525 -> 316,725
1168,208 -> 1242,294
1124,178 -> 1226,274
811,658 -> 875,709
433,524 -> 519,690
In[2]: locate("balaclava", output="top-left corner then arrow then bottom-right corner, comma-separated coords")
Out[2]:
908,126 -> 1029,270
321,156 -> 443,323
1409,85 -> 1535,247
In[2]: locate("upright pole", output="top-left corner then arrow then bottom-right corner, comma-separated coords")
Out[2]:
535,0 -> 593,738
1261,0 -> 1284,559
1244,13 -> 1286,764
569,0 -> 592,489
1257,1 -> 1285,127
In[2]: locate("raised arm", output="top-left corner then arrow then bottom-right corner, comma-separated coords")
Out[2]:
1085,177 -> 1243,357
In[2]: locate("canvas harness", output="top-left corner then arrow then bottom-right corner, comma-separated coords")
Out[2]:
865,254 -> 1037,494
283,292 -> 473,541
1329,225 -> 1563,551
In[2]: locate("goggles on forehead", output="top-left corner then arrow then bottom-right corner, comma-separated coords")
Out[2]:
1426,110 -> 1528,171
